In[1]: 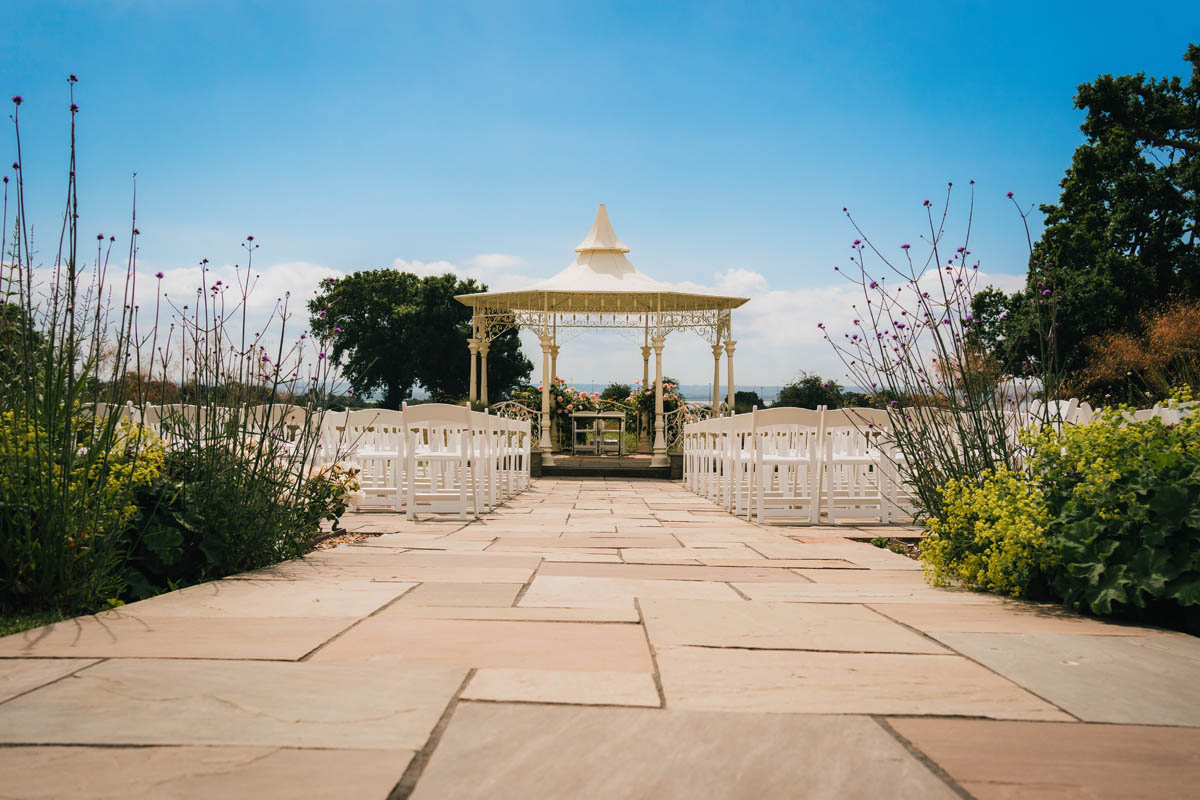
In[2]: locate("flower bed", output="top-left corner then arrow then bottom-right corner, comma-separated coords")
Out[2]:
921,395 -> 1200,631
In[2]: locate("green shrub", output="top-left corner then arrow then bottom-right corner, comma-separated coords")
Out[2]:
124,441 -> 358,600
922,468 -> 1057,597
922,396 -> 1200,629
0,84 -> 351,619
0,412 -> 163,613
1028,400 -> 1200,620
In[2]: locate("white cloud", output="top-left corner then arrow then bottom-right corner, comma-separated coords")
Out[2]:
389,253 -> 535,291
469,253 -> 527,271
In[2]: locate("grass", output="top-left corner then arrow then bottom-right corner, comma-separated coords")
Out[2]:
0,608 -> 77,638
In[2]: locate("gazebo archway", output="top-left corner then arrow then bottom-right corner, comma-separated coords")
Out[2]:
457,205 -> 748,467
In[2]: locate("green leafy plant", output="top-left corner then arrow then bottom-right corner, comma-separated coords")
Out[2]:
823,184 -> 1063,523
1028,399 -> 1200,621
774,373 -> 845,409
921,396 -> 1200,630
0,82 -> 352,618
922,468 -> 1057,598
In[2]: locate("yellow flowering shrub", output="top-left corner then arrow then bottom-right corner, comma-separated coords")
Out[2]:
1026,392 -> 1200,618
0,411 -> 164,611
81,421 -> 166,531
922,468 -> 1056,597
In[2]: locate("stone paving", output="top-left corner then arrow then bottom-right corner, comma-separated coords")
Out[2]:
1,478 -> 1198,798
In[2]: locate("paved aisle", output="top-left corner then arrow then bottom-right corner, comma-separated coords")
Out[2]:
1,479 -> 1198,798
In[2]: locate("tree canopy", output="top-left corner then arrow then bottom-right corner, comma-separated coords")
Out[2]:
977,44 -> 1200,377
733,390 -> 763,414
775,373 -> 845,409
600,382 -> 632,401
308,271 -> 531,407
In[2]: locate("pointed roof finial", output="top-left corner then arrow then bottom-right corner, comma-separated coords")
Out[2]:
575,204 -> 630,253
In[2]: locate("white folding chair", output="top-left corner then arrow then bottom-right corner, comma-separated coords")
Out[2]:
720,412 -> 756,519
342,408 -> 405,510
822,407 -> 896,524
752,406 -> 823,524
404,403 -> 478,520
469,408 -> 501,513
513,416 -> 532,492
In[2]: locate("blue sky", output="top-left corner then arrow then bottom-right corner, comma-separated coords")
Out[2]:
3,1 -> 1196,388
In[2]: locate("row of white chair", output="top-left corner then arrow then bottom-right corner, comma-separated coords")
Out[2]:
97,401 -> 533,520
319,404 -> 533,520
689,398 -> 1196,526
683,407 -> 914,525
95,402 -> 313,442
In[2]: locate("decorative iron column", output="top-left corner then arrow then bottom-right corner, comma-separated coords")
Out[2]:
711,343 -> 722,415
479,341 -> 490,406
638,343 -> 652,453
539,333 -> 555,466
468,338 -> 479,403
549,342 -> 560,444
651,334 -> 667,467
724,339 -> 737,414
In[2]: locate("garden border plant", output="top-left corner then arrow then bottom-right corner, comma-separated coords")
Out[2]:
822,183 -> 1064,522
0,79 -> 356,628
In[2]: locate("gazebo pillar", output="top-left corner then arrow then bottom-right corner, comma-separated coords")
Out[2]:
479,341 -> 490,406
638,344 -> 652,453
549,343 -> 560,443
467,338 -> 480,403
724,339 -> 737,413
711,343 -> 722,415
539,334 -> 555,466
651,335 -> 668,467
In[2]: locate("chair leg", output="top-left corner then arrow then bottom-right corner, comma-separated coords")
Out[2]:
755,463 -> 765,524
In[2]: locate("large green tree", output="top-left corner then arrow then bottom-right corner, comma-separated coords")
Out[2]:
775,373 -> 845,409
978,44 -> 1200,376
308,271 -> 531,407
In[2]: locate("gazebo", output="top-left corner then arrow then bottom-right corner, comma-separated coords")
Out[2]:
456,205 -> 749,467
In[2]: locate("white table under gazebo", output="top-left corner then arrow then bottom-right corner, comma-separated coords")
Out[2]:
456,205 -> 748,467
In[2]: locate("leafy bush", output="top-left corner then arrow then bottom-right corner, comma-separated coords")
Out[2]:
629,377 -> 682,417
734,390 -> 763,414
0,84 -> 350,621
775,373 -> 845,409
124,448 -> 359,599
822,187 -> 1063,522
600,383 -> 632,401
922,468 -> 1056,597
1028,401 -> 1200,621
922,398 -> 1200,629
0,413 -> 163,612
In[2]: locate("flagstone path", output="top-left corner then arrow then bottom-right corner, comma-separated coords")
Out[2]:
1,478 -> 1198,798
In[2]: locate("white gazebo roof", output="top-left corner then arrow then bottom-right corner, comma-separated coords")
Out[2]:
456,205 -> 748,314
